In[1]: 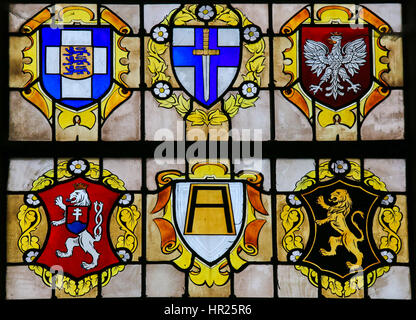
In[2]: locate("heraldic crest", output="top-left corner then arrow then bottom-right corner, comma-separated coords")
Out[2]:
16,159 -> 140,297
280,4 -> 392,133
147,4 -> 266,127
18,5 -> 132,137
151,163 -> 268,287
280,159 -> 405,298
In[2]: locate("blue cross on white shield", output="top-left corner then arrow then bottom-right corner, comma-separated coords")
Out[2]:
171,27 -> 241,108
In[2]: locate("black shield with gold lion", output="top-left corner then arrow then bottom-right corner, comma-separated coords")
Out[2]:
299,179 -> 382,280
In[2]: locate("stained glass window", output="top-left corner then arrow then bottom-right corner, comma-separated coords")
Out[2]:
4,0 -> 415,314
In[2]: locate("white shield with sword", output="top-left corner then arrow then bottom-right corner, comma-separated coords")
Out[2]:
172,27 -> 241,107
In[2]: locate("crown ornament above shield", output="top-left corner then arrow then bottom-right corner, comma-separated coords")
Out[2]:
147,4 -> 266,127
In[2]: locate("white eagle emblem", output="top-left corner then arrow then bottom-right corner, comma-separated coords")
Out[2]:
304,32 -> 367,100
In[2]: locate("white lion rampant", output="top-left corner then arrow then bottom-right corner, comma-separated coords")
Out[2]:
51,185 -> 104,270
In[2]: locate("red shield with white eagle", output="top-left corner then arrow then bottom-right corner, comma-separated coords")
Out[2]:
300,26 -> 371,110
35,177 -> 121,279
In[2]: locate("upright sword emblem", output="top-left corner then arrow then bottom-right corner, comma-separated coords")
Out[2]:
193,28 -> 220,102
171,26 -> 241,108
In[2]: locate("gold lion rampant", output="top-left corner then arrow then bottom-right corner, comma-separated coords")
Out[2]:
315,189 -> 364,270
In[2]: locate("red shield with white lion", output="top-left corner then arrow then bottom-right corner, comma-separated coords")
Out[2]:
35,177 -> 121,279
300,26 -> 371,110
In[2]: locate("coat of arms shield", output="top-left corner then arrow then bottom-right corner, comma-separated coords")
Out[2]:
171,27 -> 241,108
147,4 -> 266,127
151,163 -> 269,288
280,159 -> 405,297
280,4 -> 393,133
173,182 -> 245,266
40,26 -> 112,111
18,5 -> 133,139
300,26 -> 371,110
16,159 -> 141,296
299,179 -> 381,280
35,177 -> 120,279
